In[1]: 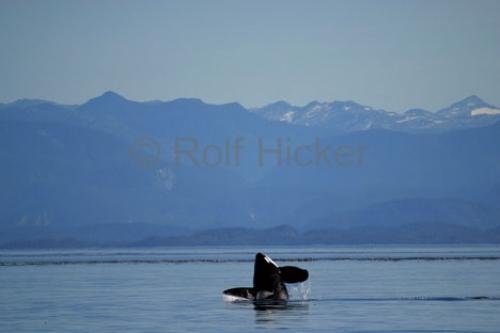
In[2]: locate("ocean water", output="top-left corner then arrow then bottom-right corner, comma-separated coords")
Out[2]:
1,246 -> 500,332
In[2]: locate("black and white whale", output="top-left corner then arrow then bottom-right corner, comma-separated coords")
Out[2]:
223,252 -> 309,302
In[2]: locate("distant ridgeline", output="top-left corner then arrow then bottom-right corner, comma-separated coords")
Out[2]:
1,92 -> 500,248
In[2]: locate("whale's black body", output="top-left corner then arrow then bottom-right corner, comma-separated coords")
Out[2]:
223,252 -> 309,302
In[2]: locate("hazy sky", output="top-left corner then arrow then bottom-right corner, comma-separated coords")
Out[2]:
1,0 -> 499,111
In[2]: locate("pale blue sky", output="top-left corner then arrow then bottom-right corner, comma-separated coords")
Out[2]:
1,0 -> 499,111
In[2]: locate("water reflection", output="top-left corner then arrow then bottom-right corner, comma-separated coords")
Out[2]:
254,301 -> 310,326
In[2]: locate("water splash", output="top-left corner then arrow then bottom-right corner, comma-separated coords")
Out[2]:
288,281 -> 311,301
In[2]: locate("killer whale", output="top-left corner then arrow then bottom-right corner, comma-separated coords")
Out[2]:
223,252 -> 309,302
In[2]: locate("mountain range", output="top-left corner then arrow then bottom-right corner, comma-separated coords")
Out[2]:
1,92 -> 500,247
251,95 -> 500,133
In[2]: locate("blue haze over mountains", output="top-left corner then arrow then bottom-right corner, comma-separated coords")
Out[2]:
1,92 -> 500,247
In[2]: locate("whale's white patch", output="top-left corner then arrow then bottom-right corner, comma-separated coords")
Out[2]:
264,254 -> 278,267
256,290 -> 274,300
223,294 -> 248,302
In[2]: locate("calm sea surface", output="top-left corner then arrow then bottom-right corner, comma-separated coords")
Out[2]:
1,246 -> 500,332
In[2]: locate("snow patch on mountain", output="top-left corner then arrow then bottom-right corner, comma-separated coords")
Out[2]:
471,107 -> 500,116
280,111 -> 295,122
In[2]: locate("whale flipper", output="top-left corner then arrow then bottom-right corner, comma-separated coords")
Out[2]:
280,266 -> 309,284
222,287 -> 256,301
